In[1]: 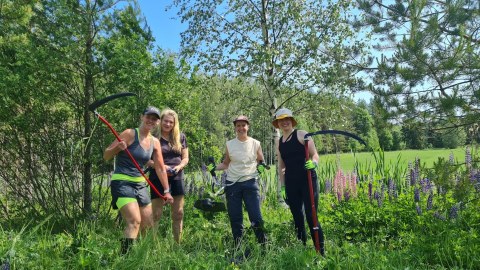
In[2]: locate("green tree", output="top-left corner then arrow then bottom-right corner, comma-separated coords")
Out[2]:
171,0 -> 369,161
355,0 -> 480,130
0,0 -> 159,222
351,104 -> 379,150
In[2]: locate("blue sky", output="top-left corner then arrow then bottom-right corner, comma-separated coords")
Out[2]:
135,1 -> 372,102
136,1 -> 185,53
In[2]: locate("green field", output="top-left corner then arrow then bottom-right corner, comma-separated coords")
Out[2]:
319,147 -> 467,172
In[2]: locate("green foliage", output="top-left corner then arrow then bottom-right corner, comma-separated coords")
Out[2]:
355,0 -> 480,131
440,128 -> 467,149
2,149 -> 480,268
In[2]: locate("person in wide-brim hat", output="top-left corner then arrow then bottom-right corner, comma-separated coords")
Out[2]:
272,108 -> 297,129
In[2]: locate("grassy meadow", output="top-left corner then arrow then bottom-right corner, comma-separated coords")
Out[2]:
1,147 -> 479,269
320,148 -> 467,171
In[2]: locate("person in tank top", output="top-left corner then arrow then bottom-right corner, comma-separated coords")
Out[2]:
272,108 -> 325,256
103,106 -> 174,255
207,115 -> 267,250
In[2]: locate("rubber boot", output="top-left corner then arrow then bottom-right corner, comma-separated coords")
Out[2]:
120,238 -> 135,255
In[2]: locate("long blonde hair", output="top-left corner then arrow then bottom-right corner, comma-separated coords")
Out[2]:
153,108 -> 182,153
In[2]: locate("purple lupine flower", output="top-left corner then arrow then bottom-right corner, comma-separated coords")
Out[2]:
426,192 -> 433,210
465,147 -> 472,169
388,179 -> 394,201
433,211 -> 446,221
449,152 -> 454,165
409,168 -> 415,186
334,170 -> 345,202
344,190 -> 350,202
201,163 -> 207,173
407,161 -> 413,188
368,182 -> 373,201
392,182 -> 398,199
474,172 -> 480,193
414,187 -> 420,202
325,179 -> 332,194
410,158 -> 420,186
374,190 -> 383,207
449,205 -> 459,219
349,173 -> 358,197
415,204 -> 422,215
420,178 -> 432,193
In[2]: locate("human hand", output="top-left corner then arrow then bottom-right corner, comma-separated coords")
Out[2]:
116,140 -> 127,151
166,166 -> 178,176
164,192 -> 174,204
146,160 -> 155,168
304,160 -> 318,170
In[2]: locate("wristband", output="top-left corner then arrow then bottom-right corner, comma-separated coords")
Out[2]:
164,188 -> 170,194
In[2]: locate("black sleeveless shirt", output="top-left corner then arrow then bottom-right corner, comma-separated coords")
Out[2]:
279,129 -> 308,182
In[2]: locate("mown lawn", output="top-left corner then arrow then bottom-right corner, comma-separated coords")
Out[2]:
320,148 -> 467,172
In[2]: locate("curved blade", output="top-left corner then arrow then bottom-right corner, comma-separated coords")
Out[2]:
88,92 -> 137,112
305,130 -> 367,146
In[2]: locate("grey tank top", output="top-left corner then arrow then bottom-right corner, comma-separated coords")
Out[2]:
113,128 -> 154,177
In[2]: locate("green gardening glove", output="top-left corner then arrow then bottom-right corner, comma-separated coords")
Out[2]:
304,160 -> 318,170
206,163 -> 216,173
257,163 -> 266,174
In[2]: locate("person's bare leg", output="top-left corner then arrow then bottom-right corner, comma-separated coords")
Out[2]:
119,202 -> 141,254
120,202 -> 142,238
171,195 -> 185,243
151,198 -> 165,224
139,203 -> 154,237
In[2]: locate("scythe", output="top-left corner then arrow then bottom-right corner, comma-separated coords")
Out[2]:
89,92 -> 166,201
304,130 -> 366,254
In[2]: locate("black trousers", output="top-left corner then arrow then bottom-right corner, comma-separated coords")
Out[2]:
285,170 -> 325,254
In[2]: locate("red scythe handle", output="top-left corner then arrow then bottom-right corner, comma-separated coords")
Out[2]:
304,138 -> 321,253
94,112 -> 166,201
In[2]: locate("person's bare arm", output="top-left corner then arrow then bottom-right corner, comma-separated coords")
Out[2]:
297,130 -> 319,164
215,148 -> 231,171
174,147 -> 189,173
152,138 -> 174,204
103,129 -> 134,160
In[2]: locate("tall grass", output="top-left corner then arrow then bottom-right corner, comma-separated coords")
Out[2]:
1,147 -> 479,269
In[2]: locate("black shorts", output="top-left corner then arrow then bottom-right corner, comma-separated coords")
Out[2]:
150,176 -> 185,199
110,180 -> 151,210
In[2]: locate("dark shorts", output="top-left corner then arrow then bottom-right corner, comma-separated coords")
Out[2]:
110,180 -> 151,210
150,176 -> 185,199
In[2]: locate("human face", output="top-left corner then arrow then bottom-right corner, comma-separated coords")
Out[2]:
234,121 -> 249,136
277,117 -> 293,130
161,114 -> 175,133
143,114 -> 160,129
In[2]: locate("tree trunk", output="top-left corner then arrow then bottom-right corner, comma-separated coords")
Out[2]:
82,28 -> 94,216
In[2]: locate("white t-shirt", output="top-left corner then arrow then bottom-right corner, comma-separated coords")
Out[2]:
226,137 -> 260,182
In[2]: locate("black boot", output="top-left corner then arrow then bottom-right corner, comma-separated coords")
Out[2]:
252,222 -> 267,245
120,238 -> 135,255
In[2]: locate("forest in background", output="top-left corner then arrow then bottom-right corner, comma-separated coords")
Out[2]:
1,0 -> 478,226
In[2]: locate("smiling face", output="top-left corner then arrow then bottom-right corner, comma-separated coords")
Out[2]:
161,114 -> 175,134
142,114 -> 160,130
277,117 -> 294,131
234,120 -> 249,137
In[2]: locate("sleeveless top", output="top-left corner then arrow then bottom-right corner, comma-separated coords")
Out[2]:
150,133 -> 188,181
226,137 -> 260,182
279,129 -> 308,182
111,128 -> 154,182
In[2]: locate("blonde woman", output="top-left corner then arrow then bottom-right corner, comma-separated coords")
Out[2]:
149,108 -> 189,243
